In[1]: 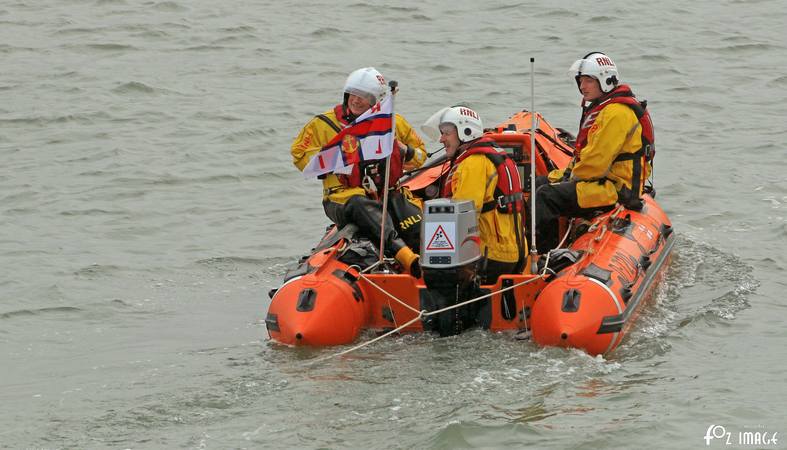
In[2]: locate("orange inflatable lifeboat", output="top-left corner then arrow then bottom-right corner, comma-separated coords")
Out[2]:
266,111 -> 675,355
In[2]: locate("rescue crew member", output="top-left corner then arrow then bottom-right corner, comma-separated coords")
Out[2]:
422,106 -> 526,284
290,67 -> 427,276
535,52 -> 655,251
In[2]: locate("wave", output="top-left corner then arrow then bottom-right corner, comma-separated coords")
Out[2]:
218,127 -> 278,143
197,256 -> 274,266
534,8 -> 579,18
151,1 -> 187,12
309,27 -> 341,38
487,3 -> 527,11
74,264 -> 127,277
641,53 -> 671,62
699,42 -> 776,54
618,234 -> 758,360
197,255 -> 294,279
111,81 -> 186,96
60,209 -> 127,217
0,306 -> 82,320
0,111 -> 113,126
53,27 -> 104,36
430,64 -> 452,72
347,3 -> 415,12
768,75 -> 787,87
211,35 -> 256,45
168,44 -> 230,52
84,43 -> 139,51
110,173 -> 248,187
111,81 -> 157,95
588,15 -> 616,23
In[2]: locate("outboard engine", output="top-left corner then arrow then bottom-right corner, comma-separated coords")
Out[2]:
420,199 -> 482,336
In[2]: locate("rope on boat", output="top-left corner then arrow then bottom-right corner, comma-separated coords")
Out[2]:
310,273 -> 546,363
350,259 -> 410,329
309,221 -> 577,363
355,271 -> 421,314
309,315 -> 423,364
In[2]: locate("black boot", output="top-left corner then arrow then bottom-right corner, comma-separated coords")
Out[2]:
343,196 -> 420,276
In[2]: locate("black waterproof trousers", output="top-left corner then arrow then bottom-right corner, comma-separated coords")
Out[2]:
534,177 -> 615,251
323,194 -> 412,257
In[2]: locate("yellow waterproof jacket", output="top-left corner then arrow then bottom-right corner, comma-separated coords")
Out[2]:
291,106 -> 427,205
548,103 -> 652,209
449,154 -> 523,263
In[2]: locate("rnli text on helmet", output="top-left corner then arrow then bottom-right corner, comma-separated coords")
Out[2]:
595,55 -> 614,67
459,108 -> 479,119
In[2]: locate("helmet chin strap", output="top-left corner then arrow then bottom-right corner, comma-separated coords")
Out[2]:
455,136 -> 478,157
341,93 -> 351,121
343,109 -> 357,122
341,103 -> 358,122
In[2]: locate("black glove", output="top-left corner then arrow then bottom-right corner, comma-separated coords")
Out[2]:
404,145 -> 415,162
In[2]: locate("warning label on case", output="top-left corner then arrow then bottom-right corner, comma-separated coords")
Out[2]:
425,223 -> 455,251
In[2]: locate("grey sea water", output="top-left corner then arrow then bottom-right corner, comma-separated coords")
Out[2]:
1,0 -> 786,448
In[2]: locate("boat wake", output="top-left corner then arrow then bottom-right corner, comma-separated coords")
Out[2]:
615,233 -> 759,360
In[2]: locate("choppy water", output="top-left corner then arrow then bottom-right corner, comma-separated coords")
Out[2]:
2,0 -> 786,448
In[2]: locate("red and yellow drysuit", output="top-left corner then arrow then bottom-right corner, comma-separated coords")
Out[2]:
443,138 -> 525,266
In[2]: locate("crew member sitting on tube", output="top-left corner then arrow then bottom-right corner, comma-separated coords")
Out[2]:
422,106 -> 526,284
535,52 -> 655,251
290,67 -> 427,276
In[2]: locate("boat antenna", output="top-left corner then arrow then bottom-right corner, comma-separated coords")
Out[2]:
378,80 -> 398,266
529,57 -> 539,274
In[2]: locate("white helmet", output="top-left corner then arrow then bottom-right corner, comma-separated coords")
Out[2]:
568,52 -> 620,93
343,67 -> 388,105
421,106 -> 483,143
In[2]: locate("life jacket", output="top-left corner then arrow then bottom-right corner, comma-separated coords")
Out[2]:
313,105 -> 351,131
315,105 -> 404,192
337,147 -> 405,192
443,137 -> 526,272
442,138 -> 525,215
576,85 -> 655,206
